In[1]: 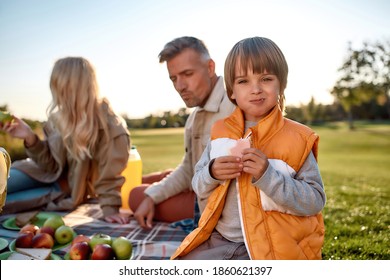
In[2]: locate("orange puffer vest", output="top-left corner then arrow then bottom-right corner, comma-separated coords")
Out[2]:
171,106 -> 325,260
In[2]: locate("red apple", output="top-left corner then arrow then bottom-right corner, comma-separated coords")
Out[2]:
15,232 -> 34,248
72,234 -> 91,246
31,232 -> 54,249
19,224 -> 39,235
69,241 -> 91,260
37,226 -> 55,238
91,244 -> 114,260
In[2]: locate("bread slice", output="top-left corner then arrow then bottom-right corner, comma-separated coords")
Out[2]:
15,211 -> 39,227
230,138 -> 251,158
15,248 -> 52,260
7,252 -> 36,260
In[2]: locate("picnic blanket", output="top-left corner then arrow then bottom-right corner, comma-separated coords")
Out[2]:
0,203 -> 188,260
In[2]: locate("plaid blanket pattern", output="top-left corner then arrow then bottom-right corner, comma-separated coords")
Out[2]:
0,204 -> 188,260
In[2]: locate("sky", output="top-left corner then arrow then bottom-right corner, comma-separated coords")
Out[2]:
0,0 -> 389,121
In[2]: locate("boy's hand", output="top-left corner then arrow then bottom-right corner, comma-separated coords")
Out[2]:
241,148 -> 269,181
210,156 -> 243,180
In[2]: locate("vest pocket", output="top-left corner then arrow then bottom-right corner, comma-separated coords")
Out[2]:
298,237 -> 321,260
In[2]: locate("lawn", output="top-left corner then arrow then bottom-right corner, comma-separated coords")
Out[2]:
130,122 -> 390,260
130,127 -> 185,175
314,121 -> 390,260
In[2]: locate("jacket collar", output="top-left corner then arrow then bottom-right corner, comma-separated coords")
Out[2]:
224,105 -> 284,146
199,76 -> 226,113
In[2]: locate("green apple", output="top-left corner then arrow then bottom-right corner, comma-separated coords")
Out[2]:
112,236 -> 132,260
43,215 -> 65,231
0,111 -> 13,123
89,233 -> 112,250
54,225 -> 75,244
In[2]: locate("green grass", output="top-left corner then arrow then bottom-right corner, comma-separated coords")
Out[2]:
314,122 -> 390,260
130,122 -> 390,260
130,128 -> 185,174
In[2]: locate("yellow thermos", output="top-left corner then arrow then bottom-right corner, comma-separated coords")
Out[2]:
121,145 -> 142,210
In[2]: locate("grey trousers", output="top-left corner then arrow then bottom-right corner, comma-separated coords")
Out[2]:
177,230 -> 250,260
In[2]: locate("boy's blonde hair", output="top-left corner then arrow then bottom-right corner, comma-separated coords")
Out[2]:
48,57 -> 109,162
224,37 -> 288,111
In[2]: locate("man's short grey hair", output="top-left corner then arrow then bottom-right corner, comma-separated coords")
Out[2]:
158,36 -> 210,63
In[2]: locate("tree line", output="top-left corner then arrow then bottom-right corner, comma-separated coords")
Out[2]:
126,39 -> 390,129
2,39 -> 389,131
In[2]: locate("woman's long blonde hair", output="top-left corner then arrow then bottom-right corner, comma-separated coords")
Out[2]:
47,57 -> 109,162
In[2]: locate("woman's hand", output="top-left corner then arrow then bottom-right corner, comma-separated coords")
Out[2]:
133,196 -> 155,229
210,156 -> 243,180
241,148 -> 269,181
0,116 -> 37,146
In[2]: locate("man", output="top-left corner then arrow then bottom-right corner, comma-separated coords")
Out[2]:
132,36 -> 235,229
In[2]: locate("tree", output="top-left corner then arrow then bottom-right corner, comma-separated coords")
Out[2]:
331,40 -> 390,129
373,41 -> 390,116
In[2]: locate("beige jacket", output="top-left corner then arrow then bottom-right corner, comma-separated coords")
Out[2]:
10,101 -> 130,217
145,77 -> 236,204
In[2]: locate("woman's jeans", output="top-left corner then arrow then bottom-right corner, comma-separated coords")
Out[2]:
5,168 -> 61,207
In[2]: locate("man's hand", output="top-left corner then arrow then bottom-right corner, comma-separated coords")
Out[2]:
104,213 -> 131,224
133,196 -> 155,229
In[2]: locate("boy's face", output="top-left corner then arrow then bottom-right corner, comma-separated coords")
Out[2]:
231,65 -> 280,122
166,48 -> 215,108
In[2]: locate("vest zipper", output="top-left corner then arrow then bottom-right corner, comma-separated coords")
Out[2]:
237,130 -> 253,259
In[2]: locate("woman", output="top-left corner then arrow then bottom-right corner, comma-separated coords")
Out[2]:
0,57 -> 130,224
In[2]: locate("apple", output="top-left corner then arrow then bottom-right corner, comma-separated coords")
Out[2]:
91,244 -> 114,260
37,226 -> 55,238
42,215 -> 65,231
19,224 -> 39,235
54,225 -> 75,244
72,234 -> 91,246
89,233 -> 112,250
31,232 -> 54,248
0,111 -> 13,123
112,236 -> 132,260
69,241 -> 91,260
15,232 -> 34,248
